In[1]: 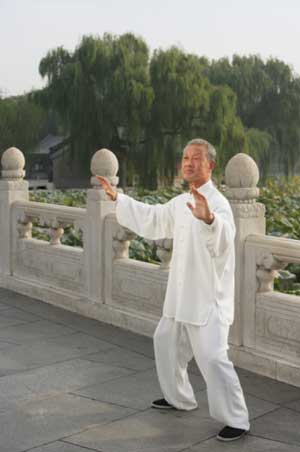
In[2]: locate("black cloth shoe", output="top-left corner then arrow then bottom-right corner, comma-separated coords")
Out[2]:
217,426 -> 249,442
151,398 -> 174,409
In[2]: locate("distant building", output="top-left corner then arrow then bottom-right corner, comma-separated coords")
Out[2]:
49,139 -> 89,188
26,134 -> 65,190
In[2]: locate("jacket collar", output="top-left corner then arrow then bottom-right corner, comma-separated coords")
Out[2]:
189,179 -> 213,196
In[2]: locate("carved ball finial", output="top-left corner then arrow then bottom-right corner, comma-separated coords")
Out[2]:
90,148 -> 119,187
225,153 -> 259,188
1,147 -> 25,180
224,153 -> 260,202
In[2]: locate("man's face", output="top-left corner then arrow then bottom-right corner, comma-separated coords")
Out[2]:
181,144 -> 215,186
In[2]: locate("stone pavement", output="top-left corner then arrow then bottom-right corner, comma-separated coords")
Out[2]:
0,288 -> 300,452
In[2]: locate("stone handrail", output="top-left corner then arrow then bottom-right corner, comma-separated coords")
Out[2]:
12,200 -> 86,245
1,146 -> 300,388
245,234 -> 300,293
246,234 -> 300,264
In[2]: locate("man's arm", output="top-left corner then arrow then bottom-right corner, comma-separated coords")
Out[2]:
96,175 -> 175,240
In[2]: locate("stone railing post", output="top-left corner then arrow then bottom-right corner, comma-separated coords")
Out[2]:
0,147 -> 29,279
85,149 -> 119,303
224,153 -> 266,346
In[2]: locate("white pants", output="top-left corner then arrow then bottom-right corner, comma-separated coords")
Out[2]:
153,304 -> 250,430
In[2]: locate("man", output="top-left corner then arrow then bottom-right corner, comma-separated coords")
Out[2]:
97,138 -> 250,442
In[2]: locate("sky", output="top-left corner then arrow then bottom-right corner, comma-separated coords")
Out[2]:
1,0 -> 300,97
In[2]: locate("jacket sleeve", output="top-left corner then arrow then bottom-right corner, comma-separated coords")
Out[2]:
197,199 -> 236,258
115,193 -> 175,240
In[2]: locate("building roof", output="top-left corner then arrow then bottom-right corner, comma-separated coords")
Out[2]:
32,134 -> 66,155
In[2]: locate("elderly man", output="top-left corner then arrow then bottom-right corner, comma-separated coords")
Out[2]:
97,138 -> 250,442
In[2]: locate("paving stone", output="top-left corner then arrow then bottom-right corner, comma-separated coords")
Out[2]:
188,434 -> 300,451
251,407 -> 300,446
245,393 -> 279,420
0,307 -> 41,328
0,301 -> 13,311
0,332 -> 117,373
0,358 -> 134,404
1,288 -> 300,452
0,288 -> 40,308
0,393 -> 135,452
74,368 -> 205,411
0,338 -> 20,350
238,371 -> 300,404
71,321 -> 155,358
28,441 -> 100,451
66,407 -> 219,452
284,397 -> 300,412
0,319 -> 77,344
85,346 -> 155,371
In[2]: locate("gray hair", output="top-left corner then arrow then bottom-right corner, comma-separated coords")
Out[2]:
184,138 -> 217,162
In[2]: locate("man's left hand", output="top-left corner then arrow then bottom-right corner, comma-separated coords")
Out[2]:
187,186 -> 214,224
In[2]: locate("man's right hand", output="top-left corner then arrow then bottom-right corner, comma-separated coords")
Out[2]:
96,175 -> 118,201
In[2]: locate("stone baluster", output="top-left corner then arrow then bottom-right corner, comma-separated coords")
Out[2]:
49,220 -> 65,245
256,253 -> 286,292
0,147 -> 29,278
155,238 -> 173,270
113,226 -> 137,259
17,212 -> 33,239
224,153 -> 266,346
86,148 -> 120,303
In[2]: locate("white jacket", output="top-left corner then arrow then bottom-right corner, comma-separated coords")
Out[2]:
116,180 -> 236,326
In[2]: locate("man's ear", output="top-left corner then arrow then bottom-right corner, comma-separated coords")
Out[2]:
209,160 -> 216,171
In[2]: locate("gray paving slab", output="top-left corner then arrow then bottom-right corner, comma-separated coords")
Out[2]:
0,306 -> 41,327
238,371 -> 300,404
73,367 -> 205,411
0,288 -> 300,452
0,358 -> 134,404
27,441 -> 100,452
251,407 -> 300,446
0,288 -> 41,308
65,407 -> 219,452
188,435 -> 300,452
0,338 -> 20,350
82,324 -> 155,358
85,346 -> 155,371
0,393 -> 135,452
0,319 -> 77,343
0,301 -> 14,311
284,397 -> 300,412
0,332 -> 117,373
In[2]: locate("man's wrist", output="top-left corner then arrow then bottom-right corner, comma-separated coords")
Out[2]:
204,212 -> 214,225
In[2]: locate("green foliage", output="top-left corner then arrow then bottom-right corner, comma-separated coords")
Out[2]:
0,94 -> 47,154
29,189 -> 87,207
208,56 -> 300,177
258,177 -> 300,239
36,35 -> 253,189
244,128 -> 272,179
4,34 -> 299,188
37,34 -> 154,183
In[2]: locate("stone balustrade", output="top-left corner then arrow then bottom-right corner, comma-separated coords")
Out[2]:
1,146 -> 300,387
13,200 -> 85,244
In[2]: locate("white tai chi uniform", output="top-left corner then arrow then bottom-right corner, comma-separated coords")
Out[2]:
116,180 -> 249,430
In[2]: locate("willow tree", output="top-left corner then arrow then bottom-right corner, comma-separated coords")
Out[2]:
208,55 -> 300,176
38,33 -> 153,186
199,85 -> 246,179
0,94 -> 47,154
244,128 -> 272,180
147,47 -> 211,187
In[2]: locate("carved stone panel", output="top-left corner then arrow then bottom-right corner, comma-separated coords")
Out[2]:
111,261 -> 167,317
